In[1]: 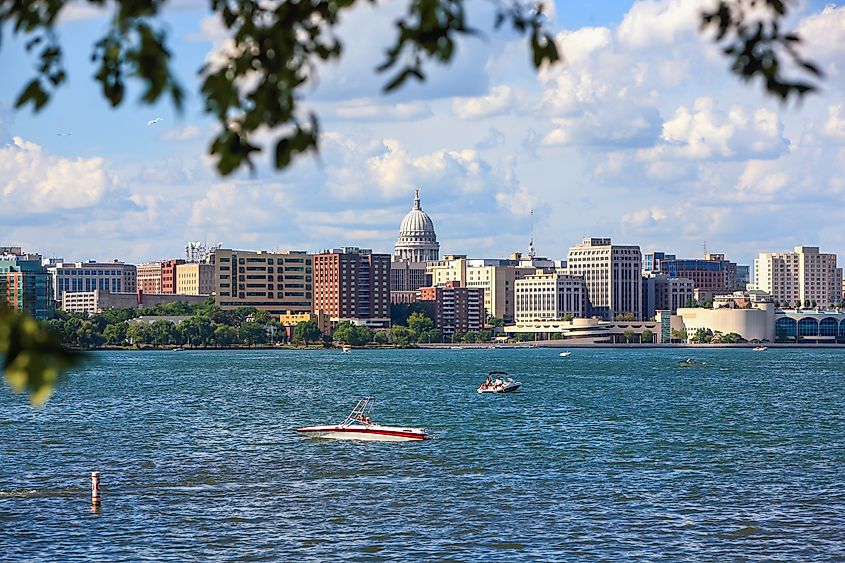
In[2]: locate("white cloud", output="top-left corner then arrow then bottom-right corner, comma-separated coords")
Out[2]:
162,125 -> 202,142
452,85 -> 523,120
822,104 -> 845,141
328,100 -> 432,122
617,0 -> 707,49
0,137 -> 111,215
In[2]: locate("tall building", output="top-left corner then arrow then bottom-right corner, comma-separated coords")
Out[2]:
566,237 -> 642,320
175,262 -> 215,295
390,257 -> 430,304
514,271 -> 584,323
642,251 -> 676,274
736,265 -> 751,291
642,273 -> 694,319
419,281 -> 484,338
137,262 -> 163,294
0,252 -> 53,320
426,255 -> 537,322
313,247 -> 390,326
214,249 -> 313,315
394,189 -> 439,262
753,246 -> 843,308
49,260 -> 137,302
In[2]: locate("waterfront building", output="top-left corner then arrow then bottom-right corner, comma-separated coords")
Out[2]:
753,246 -> 843,308
175,262 -> 215,295
0,253 -> 53,320
394,189 -> 439,262
214,249 -> 313,316
418,281 -> 484,338
137,262 -> 163,294
390,257 -> 429,304
566,237 -> 642,320
61,290 -> 206,314
49,260 -> 137,304
313,247 -> 390,327
774,310 -> 845,343
279,310 -> 331,340
504,317 -> 661,343
514,271 -> 584,323
673,301 -> 776,342
642,274 -> 694,319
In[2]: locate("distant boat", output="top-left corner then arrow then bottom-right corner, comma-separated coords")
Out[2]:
477,371 -> 522,394
559,351 -> 572,357
450,346 -> 463,350
342,345 -> 351,353
752,346 -> 768,351
172,347 -> 184,352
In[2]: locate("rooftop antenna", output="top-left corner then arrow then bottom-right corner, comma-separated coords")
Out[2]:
528,209 -> 536,259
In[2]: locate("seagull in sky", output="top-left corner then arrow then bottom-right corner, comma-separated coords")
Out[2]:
146,117 -> 163,126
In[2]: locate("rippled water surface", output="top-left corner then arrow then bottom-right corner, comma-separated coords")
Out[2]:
2,348 -> 845,561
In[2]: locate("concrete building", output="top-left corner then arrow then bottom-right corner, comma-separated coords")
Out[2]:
642,274 -> 694,319
566,237 -> 642,320
49,260 -> 137,303
419,281 -> 484,338
774,311 -> 845,342
394,189 -> 440,262
61,290 -> 207,314
753,246 -> 843,308
0,253 -> 53,320
514,270 -> 584,323
313,247 -> 390,327
390,257 -> 429,303
214,248 -> 313,316
176,262 -> 215,295
673,301 -> 776,342
504,317 -> 662,343
137,262 -> 163,294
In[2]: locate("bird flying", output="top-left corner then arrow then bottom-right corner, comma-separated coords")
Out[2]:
146,118 -> 163,126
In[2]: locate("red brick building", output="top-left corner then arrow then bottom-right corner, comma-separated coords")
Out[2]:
313,247 -> 390,327
160,259 -> 185,294
419,281 -> 484,338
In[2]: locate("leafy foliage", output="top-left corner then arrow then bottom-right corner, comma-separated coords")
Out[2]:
0,308 -> 82,406
701,0 -> 822,100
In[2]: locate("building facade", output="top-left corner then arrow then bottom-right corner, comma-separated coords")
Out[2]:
566,237 -> 642,320
0,253 -> 53,320
313,247 -> 390,326
49,260 -> 137,303
394,189 -> 439,262
214,249 -> 313,316
753,246 -> 843,308
61,290 -> 207,314
390,257 -> 429,303
514,271 -> 584,323
419,281 -> 484,338
161,259 -> 185,294
137,262 -> 163,294
176,262 -> 215,295
642,274 -> 695,319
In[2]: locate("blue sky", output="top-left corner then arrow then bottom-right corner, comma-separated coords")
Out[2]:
2,0 -> 845,268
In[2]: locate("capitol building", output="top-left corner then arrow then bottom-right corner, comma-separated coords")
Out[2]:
394,189 -> 439,262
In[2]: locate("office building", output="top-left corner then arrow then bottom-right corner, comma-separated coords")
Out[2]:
642,274 -> 694,319
313,247 -> 390,327
62,290 -> 206,315
214,249 -> 313,316
0,252 -> 53,320
137,262 -> 163,294
567,237 -> 642,320
49,260 -> 137,303
514,271 -> 584,323
176,262 -> 215,295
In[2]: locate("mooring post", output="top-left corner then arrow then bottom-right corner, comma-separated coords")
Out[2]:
91,471 -> 101,505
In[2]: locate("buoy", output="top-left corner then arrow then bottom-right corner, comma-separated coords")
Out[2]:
91,471 -> 101,505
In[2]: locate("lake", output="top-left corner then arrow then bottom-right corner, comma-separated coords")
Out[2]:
1,348 -> 844,560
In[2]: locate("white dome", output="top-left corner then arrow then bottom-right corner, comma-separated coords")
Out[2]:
394,189 -> 439,262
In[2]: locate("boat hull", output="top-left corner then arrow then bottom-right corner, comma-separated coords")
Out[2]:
477,383 -> 521,394
296,425 -> 428,442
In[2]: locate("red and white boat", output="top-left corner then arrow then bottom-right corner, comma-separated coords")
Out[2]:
296,397 -> 429,442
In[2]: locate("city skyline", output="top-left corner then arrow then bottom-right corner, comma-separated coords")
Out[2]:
2,1 -> 845,267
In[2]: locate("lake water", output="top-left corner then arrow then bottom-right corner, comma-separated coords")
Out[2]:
1,348 -> 844,561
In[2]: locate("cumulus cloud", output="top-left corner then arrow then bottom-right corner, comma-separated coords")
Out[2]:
452,85 -> 523,120
327,100 -> 432,122
0,137 -> 111,215
616,0 -> 703,49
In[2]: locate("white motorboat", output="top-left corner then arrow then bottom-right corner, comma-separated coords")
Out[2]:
752,346 -> 768,351
559,351 -> 571,357
450,346 -> 463,350
478,371 -> 522,394
342,345 -> 351,353
296,397 -> 429,442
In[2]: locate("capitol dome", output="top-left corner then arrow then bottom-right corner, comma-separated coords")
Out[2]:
394,189 -> 439,262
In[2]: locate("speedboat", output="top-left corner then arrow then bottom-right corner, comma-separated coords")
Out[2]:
478,371 -> 522,393
342,345 -> 351,353
677,358 -> 708,368
559,351 -> 571,357
296,397 -> 429,442
450,346 -> 463,350
752,346 -> 768,351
